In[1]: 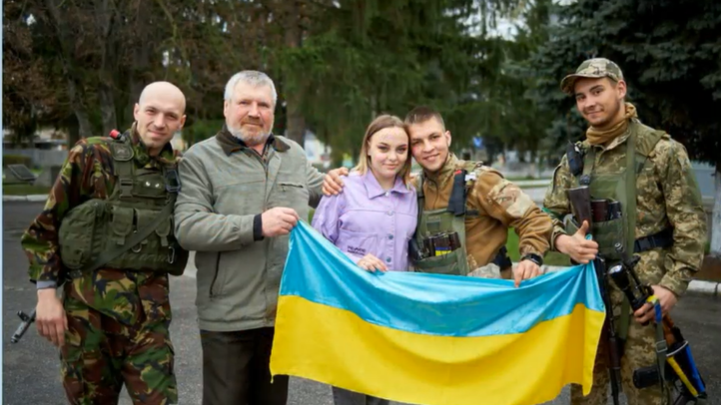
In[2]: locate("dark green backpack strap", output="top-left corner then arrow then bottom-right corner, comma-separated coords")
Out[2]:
580,147 -> 596,186
108,137 -> 135,200
447,169 -> 468,216
624,132 -> 639,262
416,173 -> 425,226
618,126 -> 665,343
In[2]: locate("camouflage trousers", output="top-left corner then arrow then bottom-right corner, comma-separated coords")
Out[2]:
60,286 -> 177,405
570,313 -> 672,405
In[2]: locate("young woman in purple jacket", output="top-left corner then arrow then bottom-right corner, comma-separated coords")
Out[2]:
311,114 -> 418,405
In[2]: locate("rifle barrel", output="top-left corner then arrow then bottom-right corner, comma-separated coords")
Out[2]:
10,309 -> 36,344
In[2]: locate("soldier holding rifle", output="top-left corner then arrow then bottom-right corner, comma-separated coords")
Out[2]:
543,58 -> 707,405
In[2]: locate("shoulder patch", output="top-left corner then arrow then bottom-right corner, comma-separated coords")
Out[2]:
109,141 -> 134,162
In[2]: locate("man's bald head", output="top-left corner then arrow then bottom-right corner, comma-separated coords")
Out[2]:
134,81 -> 187,155
138,81 -> 186,113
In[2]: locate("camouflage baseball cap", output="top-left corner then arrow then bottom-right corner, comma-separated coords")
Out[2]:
560,58 -> 624,94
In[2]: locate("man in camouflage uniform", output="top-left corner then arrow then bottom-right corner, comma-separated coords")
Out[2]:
325,106 -> 552,285
543,58 -> 707,405
21,81 -> 188,405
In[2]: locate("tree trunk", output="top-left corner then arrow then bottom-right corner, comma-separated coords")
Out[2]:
283,0 -> 306,146
98,82 -> 117,136
124,0 -> 153,126
711,163 -> 721,257
45,0 -> 94,139
95,0 -> 119,136
285,97 -> 306,146
68,77 -> 94,140
66,116 -> 81,149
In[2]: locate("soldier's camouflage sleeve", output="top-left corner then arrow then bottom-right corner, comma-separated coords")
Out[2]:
655,140 -> 707,296
476,171 -> 552,257
20,143 -> 95,287
542,155 -> 574,251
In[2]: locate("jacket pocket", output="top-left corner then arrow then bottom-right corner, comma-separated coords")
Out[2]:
278,181 -> 309,206
336,230 -> 380,260
209,253 -> 224,298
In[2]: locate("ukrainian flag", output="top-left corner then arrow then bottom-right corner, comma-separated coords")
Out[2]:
270,221 -> 605,405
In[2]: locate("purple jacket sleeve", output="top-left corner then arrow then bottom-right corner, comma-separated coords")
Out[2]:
311,193 -> 346,245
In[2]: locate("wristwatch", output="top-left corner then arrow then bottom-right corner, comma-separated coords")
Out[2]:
521,253 -> 544,267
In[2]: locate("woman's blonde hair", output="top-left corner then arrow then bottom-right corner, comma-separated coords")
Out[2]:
354,114 -> 412,186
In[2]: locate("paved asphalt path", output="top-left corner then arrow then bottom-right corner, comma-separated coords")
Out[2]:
3,202 -> 719,405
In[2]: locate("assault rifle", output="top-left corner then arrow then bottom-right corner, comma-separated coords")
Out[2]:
608,243 -> 708,405
568,186 -> 622,405
11,285 -> 63,344
11,309 -> 36,344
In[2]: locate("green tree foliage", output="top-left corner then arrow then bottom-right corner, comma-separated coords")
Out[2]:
529,0 -> 721,169
3,0 -> 178,145
530,0 -> 721,255
3,0 -> 525,158
275,0 -> 521,165
461,0 -> 555,164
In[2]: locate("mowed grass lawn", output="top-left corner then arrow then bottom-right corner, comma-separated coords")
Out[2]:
2,183 -> 51,196
504,229 -> 570,266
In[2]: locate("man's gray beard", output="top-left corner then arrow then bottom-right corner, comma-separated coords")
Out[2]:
228,125 -> 269,146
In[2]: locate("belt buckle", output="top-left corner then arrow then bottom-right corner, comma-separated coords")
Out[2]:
655,340 -> 668,354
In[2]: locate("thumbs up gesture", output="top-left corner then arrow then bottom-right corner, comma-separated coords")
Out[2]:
555,220 -> 599,264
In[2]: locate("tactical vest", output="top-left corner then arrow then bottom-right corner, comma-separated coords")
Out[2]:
411,162 -> 511,276
564,120 -> 674,261
565,121 -> 672,389
564,121 -> 709,403
58,134 -> 188,277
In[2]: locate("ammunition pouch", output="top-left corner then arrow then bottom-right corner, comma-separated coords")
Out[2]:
413,166 -> 474,276
566,209 -> 673,261
592,217 -> 626,261
59,198 -> 187,277
413,209 -> 469,276
413,246 -> 468,276
565,214 -> 625,261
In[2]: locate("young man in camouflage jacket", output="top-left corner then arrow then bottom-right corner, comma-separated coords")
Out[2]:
324,106 -> 552,287
543,58 -> 707,405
